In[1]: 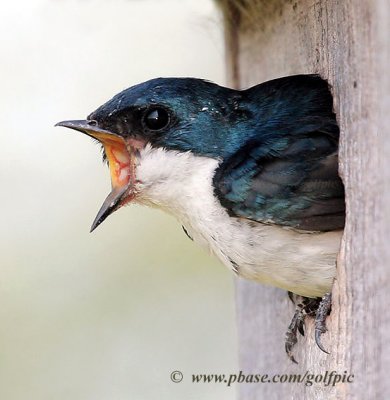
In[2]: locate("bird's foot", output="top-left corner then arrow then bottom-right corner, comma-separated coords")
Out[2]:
285,292 -> 332,363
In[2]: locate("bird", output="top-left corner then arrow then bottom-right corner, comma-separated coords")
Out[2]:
56,74 -> 344,362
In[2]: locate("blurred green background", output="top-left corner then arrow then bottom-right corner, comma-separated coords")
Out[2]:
0,0 -> 238,399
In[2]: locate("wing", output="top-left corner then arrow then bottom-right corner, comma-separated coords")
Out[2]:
213,132 -> 345,231
213,75 -> 345,232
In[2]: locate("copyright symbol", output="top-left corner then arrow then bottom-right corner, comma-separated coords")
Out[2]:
171,370 -> 183,383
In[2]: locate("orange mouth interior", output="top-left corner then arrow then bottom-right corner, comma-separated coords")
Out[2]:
91,132 -> 134,191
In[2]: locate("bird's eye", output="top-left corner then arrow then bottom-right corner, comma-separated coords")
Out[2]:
143,107 -> 170,131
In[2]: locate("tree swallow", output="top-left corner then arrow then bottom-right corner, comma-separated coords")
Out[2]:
57,75 -> 344,362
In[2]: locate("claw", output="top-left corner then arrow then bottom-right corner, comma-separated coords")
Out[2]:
314,292 -> 332,354
315,327 -> 330,354
286,347 -> 299,364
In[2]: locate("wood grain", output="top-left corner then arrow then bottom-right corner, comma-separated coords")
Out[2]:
218,0 -> 390,398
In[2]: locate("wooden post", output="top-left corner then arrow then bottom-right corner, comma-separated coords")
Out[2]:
217,1 -> 390,398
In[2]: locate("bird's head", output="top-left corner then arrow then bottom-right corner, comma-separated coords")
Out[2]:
56,78 -> 247,231
57,75 -> 337,232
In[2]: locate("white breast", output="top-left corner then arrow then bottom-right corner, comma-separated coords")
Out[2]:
134,145 -> 342,298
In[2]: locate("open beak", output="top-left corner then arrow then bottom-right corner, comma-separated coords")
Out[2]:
56,119 -> 141,232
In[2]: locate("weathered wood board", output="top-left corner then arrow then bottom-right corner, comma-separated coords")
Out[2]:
217,1 -> 390,398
